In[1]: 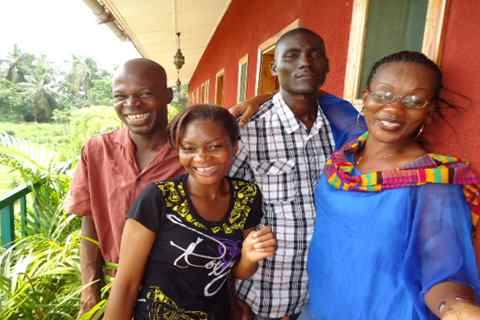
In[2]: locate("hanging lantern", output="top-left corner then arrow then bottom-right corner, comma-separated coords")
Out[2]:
173,32 -> 185,72
173,32 -> 185,98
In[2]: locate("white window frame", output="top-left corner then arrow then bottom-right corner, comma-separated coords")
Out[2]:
237,55 -> 249,103
203,80 -> 210,103
215,69 -> 225,105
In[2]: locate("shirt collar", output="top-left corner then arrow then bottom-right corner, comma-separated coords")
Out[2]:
113,127 -> 137,155
272,92 -> 327,135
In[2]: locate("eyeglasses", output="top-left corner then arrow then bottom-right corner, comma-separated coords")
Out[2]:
366,89 -> 430,109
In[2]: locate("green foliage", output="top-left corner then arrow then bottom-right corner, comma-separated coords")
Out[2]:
168,102 -> 184,121
0,44 -> 35,83
87,79 -> 113,107
60,56 -> 113,110
0,79 -> 30,121
0,105 -> 121,162
168,84 -> 188,121
0,106 -> 120,317
65,106 -> 121,159
0,133 -> 74,234
0,46 -> 114,122
0,122 -> 67,158
0,227 -> 82,320
0,133 -> 84,319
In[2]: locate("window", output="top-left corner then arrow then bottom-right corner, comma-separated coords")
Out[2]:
203,80 -> 210,103
215,69 -> 225,105
344,0 -> 447,105
237,55 -> 248,103
200,84 -> 205,103
190,90 -> 195,104
257,45 -> 279,95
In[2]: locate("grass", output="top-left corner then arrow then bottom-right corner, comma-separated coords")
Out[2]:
0,121 -> 69,150
0,121 -> 67,197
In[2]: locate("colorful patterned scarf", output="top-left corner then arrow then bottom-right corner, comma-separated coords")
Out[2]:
324,132 -> 480,225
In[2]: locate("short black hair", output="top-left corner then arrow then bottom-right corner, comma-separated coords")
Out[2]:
168,104 -> 240,149
366,51 -> 443,108
276,27 -> 326,51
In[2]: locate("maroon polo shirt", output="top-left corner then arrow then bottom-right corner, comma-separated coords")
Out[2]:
65,127 -> 184,263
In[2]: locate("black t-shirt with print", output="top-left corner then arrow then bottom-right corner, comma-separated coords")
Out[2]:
128,174 -> 263,320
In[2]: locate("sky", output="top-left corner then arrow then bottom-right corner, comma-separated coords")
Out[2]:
0,0 -> 140,71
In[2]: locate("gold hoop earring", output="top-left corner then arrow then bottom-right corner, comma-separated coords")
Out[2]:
356,106 -> 365,127
415,124 -> 425,140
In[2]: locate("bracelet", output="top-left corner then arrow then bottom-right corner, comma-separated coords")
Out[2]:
438,296 -> 471,314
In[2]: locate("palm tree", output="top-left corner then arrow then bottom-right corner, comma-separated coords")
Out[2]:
0,45 -> 35,83
62,56 -> 103,108
19,56 -> 58,122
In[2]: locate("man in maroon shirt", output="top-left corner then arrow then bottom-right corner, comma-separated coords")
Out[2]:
65,58 -> 184,315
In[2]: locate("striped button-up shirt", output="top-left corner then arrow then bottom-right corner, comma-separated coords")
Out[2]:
230,93 -> 335,317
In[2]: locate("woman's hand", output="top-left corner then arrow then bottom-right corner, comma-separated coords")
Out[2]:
232,226 -> 277,279
426,281 -> 477,319
242,226 -> 277,263
442,301 -> 480,320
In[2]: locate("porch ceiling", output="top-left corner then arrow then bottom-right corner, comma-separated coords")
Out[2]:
100,0 -> 231,86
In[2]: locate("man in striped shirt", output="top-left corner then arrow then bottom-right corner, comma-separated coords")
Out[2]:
230,28 -> 364,320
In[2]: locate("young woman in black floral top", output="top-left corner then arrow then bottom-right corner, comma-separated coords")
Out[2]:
104,105 -> 277,320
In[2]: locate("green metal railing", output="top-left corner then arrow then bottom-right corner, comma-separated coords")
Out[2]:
0,184 -> 33,247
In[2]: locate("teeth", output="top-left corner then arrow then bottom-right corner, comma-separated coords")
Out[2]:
195,166 -> 217,174
126,113 -> 148,120
379,120 -> 401,129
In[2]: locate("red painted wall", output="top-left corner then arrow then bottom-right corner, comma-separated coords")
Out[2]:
425,0 -> 480,173
190,0 -> 480,172
188,0 -> 353,107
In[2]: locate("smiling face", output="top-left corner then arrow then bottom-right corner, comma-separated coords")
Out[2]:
273,32 -> 329,97
112,60 -> 172,137
363,61 -> 437,145
178,119 -> 238,187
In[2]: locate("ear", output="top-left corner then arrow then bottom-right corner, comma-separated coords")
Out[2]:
164,87 -> 173,104
271,62 -> 278,77
361,90 -> 369,102
233,142 -> 240,156
358,90 -> 370,113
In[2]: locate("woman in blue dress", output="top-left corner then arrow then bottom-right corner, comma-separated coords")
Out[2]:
302,51 -> 480,320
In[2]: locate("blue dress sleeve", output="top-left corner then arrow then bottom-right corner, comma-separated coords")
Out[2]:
319,93 -> 367,149
409,184 -> 480,299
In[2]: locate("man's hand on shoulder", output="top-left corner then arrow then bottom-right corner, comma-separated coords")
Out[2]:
229,93 -> 274,127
